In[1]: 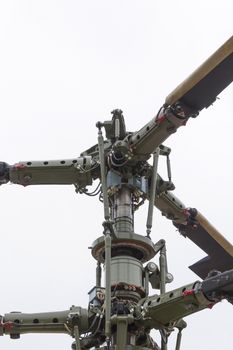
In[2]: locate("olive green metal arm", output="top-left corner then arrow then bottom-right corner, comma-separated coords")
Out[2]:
140,269 -> 233,330
0,157 -> 95,188
141,281 -> 211,330
127,106 -> 187,161
0,306 -> 89,339
153,182 -> 187,224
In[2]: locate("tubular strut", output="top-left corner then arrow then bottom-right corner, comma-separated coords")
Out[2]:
175,330 -> 182,350
175,320 -> 187,350
146,148 -> 159,237
97,123 -> 112,346
97,122 -> 110,222
160,242 -> 168,350
74,325 -> 81,350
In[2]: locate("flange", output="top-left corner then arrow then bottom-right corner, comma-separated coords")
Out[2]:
91,232 -> 156,263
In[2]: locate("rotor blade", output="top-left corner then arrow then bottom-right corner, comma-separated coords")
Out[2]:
175,211 -> 233,279
166,35 -> 233,114
124,36 -> 233,160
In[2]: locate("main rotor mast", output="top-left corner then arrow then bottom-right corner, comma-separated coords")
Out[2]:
0,35 -> 233,350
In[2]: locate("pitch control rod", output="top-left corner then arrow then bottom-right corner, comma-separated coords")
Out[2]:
146,148 -> 160,237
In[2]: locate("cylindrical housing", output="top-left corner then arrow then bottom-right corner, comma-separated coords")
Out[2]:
112,187 -> 134,232
110,256 -> 143,289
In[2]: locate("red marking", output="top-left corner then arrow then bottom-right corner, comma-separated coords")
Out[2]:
207,303 -> 215,309
182,208 -> 198,229
183,208 -> 190,218
2,321 -> 14,331
156,115 -> 166,124
182,289 -> 194,297
13,163 -> 26,170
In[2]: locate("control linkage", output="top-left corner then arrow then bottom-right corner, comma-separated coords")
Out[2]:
1,36 -> 233,350
0,269 -> 232,347
0,106 -> 232,282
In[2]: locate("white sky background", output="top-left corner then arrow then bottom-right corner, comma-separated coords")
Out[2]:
0,1 -> 232,349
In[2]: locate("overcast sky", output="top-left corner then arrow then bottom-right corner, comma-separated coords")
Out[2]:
0,1 -> 232,349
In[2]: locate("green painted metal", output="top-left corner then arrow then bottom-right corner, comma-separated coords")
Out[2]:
0,35 -> 233,350
110,256 -> 143,288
